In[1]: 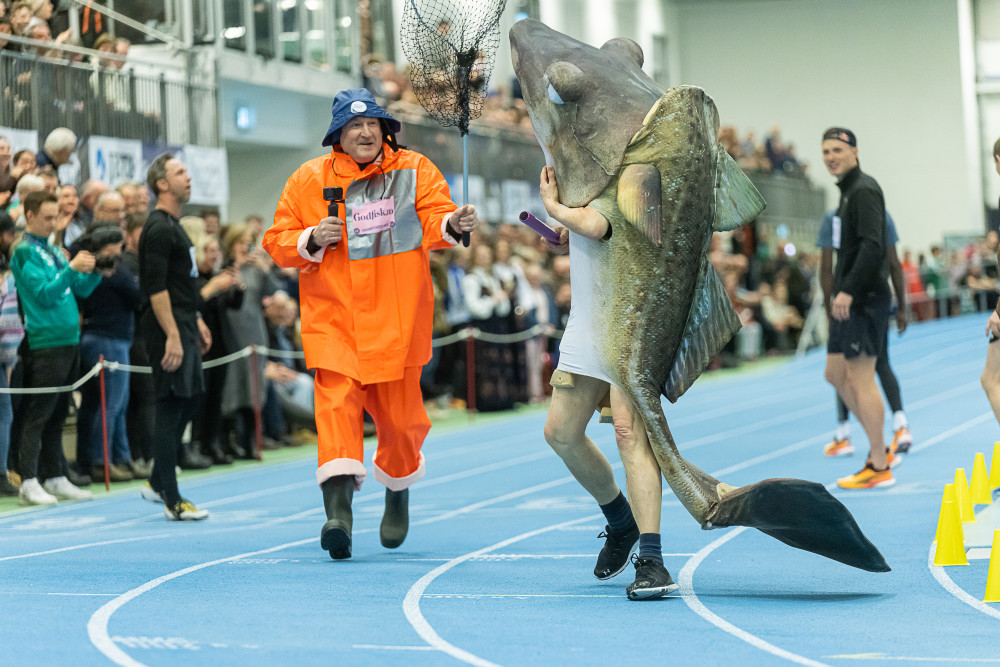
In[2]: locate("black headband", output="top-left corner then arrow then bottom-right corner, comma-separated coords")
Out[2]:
822,127 -> 856,147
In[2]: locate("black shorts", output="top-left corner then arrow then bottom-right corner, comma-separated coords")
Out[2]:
827,298 -> 890,360
142,314 -> 205,400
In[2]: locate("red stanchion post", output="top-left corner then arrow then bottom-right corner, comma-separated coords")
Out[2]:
465,328 -> 476,416
249,347 -> 263,460
98,355 -> 109,492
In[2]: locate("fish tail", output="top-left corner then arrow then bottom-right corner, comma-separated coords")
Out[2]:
630,385 -> 722,527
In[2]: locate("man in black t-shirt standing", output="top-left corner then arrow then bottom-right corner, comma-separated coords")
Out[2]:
138,154 -> 211,520
821,128 -> 895,490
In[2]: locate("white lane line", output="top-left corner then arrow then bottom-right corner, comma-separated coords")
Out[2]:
909,411 -> 993,453
5,450 -> 557,560
85,466 -> 596,667
423,593 -> 625,599
87,535 -> 315,667
826,654 -> 1000,662
681,402 -> 1000,662
402,514 -> 599,667
83,330 -> 983,666
677,527 -> 828,667
0,456 -> 317,524
353,644 -> 438,651
0,591 -> 122,596
0,534 -> 172,562
927,542 -> 1000,622
399,431 -> 839,667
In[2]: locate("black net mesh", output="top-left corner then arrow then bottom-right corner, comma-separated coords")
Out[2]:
400,0 -> 506,136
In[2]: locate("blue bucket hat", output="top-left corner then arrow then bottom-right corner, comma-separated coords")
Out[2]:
322,88 -> 402,148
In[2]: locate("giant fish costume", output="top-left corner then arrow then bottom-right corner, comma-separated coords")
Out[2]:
511,19 -> 888,572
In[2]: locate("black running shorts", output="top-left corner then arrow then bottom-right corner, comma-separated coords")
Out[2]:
827,298 -> 890,360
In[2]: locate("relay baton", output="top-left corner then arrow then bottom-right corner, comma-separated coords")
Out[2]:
518,211 -> 561,244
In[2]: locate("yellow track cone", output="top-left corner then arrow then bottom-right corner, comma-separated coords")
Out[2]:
990,442 -> 1000,491
934,499 -> 968,566
986,530 -> 1000,602
935,483 -> 957,542
983,530 -> 1000,602
955,468 -> 976,523
971,453 -> 992,505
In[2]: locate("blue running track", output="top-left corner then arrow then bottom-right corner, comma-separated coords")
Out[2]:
2,314 -> 999,666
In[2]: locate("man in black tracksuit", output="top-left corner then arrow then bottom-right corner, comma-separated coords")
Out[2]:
821,127 -> 895,490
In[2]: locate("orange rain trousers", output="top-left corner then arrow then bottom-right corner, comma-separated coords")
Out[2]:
313,366 -> 430,491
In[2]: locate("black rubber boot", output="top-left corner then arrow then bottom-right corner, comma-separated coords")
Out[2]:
380,488 -> 409,549
320,475 -> 354,560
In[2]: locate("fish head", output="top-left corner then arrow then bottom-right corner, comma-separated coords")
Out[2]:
509,19 -> 663,207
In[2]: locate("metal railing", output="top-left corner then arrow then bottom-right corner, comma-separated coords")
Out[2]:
0,47 -> 218,147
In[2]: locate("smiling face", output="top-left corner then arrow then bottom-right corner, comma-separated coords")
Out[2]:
10,6 -> 29,34
339,117 -> 383,165
822,139 -> 858,179
58,185 -> 77,216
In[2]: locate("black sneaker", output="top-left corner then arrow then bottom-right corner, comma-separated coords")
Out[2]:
626,554 -> 678,600
594,524 -> 640,580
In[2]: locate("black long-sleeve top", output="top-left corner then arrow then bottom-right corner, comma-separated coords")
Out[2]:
138,209 -> 200,323
833,166 -> 891,303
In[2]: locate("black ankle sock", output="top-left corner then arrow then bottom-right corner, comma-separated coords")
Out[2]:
599,492 -> 637,536
638,533 -> 663,565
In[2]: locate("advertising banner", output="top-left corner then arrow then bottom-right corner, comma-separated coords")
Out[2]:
183,144 -> 229,208
88,136 -> 143,188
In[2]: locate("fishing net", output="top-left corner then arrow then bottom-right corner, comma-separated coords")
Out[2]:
400,0 -> 507,136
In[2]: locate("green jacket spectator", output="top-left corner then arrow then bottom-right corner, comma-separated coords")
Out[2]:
11,233 -> 101,349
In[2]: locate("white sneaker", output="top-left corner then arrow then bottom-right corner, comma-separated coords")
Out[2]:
19,478 -> 58,506
43,476 -> 93,501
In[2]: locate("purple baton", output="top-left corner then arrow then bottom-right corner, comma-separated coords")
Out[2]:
518,211 -> 561,244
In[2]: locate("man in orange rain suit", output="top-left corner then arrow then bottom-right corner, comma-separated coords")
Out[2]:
263,89 -> 480,560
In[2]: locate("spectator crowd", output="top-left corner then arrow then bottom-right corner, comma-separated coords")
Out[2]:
4,9 -> 1000,506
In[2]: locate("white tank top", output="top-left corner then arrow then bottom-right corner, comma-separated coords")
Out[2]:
556,230 -> 612,385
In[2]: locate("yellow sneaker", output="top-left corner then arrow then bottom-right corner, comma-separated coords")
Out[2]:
890,426 -> 912,454
824,438 -> 854,457
837,463 -> 895,490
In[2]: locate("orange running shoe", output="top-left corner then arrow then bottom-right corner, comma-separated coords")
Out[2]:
837,462 -> 895,490
890,426 -> 912,455
885,447 -> 900,469
824,438 -> 854,457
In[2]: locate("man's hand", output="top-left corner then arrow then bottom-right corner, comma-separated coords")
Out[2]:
69,250 -> 95,273
197,317 -> 212,355
162,333 -> 183,372
831,291 -> 853,321
450,204 -> 479,233
540,166 -> 561,216
312,216 -> 343,247
896,309 -> 908,335
547,227 -> 569,255
987,310 -> 1000,340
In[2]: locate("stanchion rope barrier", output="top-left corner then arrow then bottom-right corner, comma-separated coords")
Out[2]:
0,325 -> 563,395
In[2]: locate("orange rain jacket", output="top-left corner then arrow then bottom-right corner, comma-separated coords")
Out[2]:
263,143 -> 459,385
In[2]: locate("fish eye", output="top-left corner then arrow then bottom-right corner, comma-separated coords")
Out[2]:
547,83 -> 564,105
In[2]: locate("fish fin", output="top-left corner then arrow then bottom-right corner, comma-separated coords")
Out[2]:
617,163 -> 662,246
663,257 -> 741,403
713,145 -> 765,232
